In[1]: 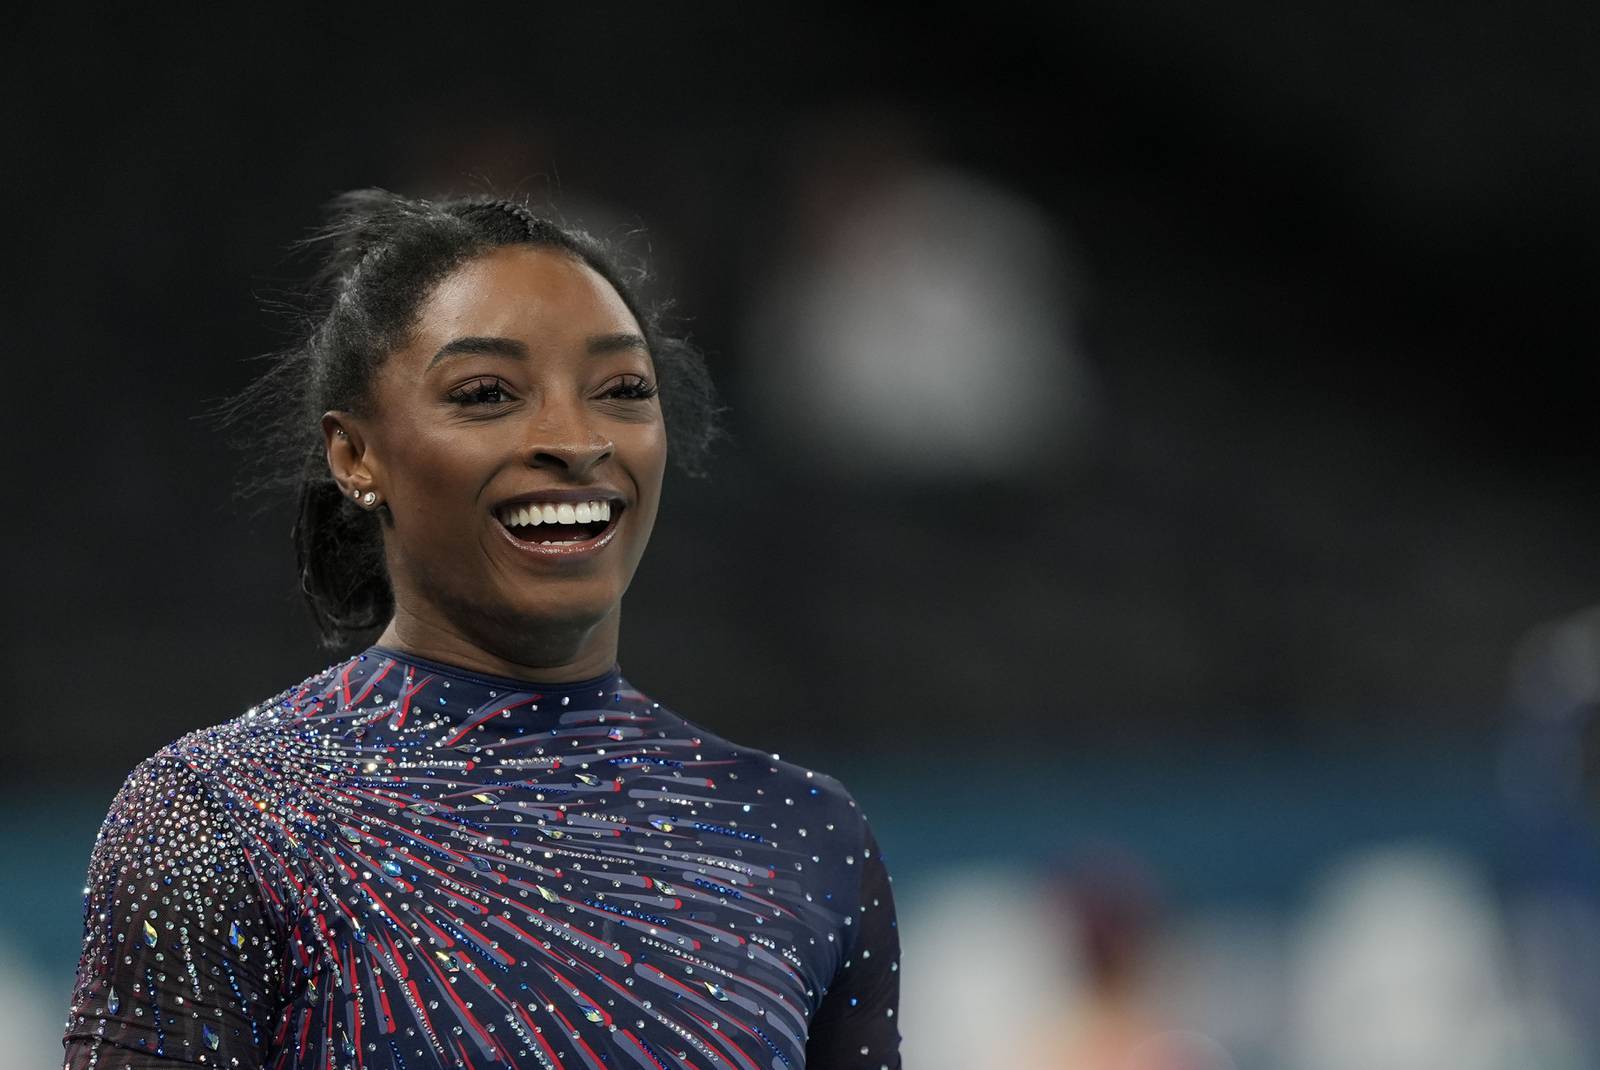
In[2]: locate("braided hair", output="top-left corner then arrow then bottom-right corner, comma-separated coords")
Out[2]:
219,190 -> 722,648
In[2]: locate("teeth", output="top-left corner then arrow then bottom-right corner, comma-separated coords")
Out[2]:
497,500 -> 617,529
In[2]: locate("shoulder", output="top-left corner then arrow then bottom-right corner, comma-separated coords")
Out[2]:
83,655 -> 369,921
82,746 -> 265,939
92,749 -> 218,855
129,652 -> 362,784
93,653 -> 360,849
651,697 -> 880,855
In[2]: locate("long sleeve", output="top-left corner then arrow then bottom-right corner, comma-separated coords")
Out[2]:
63,752 -> 286,1068
806,819 -> 902,1069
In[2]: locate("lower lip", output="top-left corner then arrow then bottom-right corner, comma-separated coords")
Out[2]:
494,510 -> 623,561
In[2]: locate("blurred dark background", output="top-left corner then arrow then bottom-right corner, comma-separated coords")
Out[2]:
7,4 -> 1600,1067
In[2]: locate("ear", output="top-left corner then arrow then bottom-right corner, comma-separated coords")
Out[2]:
321,411 -> 381,503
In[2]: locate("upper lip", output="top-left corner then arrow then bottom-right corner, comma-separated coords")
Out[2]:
492,487 -> 628,512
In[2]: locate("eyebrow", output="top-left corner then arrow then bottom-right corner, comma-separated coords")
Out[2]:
586,332 -> 650,356
427,336 -> 527,368
427,333 -> 648,369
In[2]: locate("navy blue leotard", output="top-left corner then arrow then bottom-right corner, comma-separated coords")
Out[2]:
62,645 -> 900,1069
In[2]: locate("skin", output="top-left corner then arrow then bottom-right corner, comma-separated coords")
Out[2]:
321,245 -> 668,682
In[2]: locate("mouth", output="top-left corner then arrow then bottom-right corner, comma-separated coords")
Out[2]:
492,496 -> 625,558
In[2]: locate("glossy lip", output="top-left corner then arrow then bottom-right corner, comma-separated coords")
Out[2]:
492,493 -> 626,562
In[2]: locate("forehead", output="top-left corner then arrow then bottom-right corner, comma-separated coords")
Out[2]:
412,245 -> 641,347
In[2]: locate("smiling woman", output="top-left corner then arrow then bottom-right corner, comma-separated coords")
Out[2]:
61,191 -> 902,1069
326,243 -> 671,680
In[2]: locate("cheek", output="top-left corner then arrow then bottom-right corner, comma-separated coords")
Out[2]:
648,424 -> 669,479
630,424 -> 669,501
383,428 -> 496,527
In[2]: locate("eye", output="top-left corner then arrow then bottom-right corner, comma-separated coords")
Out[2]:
600,374 -> 659,401
446,377 -> 514,406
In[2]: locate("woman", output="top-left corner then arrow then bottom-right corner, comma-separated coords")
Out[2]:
62,191 -> 901,1069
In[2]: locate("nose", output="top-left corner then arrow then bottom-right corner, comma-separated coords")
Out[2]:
523,396 -> 614,477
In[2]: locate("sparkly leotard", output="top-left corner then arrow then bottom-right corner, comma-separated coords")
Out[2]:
62,646 -> 901,1069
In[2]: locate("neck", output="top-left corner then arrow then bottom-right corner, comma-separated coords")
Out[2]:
376,602 -> 621,683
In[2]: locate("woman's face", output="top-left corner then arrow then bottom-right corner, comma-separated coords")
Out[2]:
331,245 -> 667,665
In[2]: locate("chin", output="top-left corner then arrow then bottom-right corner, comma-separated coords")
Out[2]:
499,586 -> 619,634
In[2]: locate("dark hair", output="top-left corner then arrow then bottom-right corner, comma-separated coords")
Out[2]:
219,189 -> 723,648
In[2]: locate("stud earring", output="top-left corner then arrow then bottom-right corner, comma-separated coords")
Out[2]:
362,491 -> 378,507
350,488 -> 361,499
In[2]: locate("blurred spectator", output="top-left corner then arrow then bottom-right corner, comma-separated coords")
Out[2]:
1286,845 -> 1553,1070
1507,604 -> 1600,735
1021,858 -> 1236,1070
1500,606 -> 1600,1060
1148,909 -> 1283,1070
898,864 -> 1080,1070
901,854 -> 1239,1069
743,112 -> 1096,484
